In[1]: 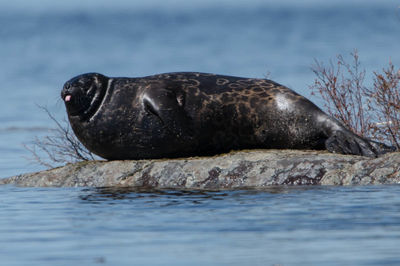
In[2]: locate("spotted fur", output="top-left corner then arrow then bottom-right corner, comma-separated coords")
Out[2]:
61,72 -> 394,160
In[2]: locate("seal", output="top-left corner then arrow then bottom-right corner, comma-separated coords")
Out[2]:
61,72 -> 394,159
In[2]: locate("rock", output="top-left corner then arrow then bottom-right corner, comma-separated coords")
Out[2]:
1,150 -> 400,188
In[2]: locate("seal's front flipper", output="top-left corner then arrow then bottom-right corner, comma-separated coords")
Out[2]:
325,131 -> 377,157
143,88 -> 194,140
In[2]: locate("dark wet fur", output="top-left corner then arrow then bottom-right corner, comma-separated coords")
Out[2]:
62,72 -> 395,160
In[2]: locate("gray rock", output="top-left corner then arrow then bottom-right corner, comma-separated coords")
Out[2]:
1,150 -> 400,188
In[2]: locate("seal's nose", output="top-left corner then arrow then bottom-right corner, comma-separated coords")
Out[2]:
62,82 -> 71,92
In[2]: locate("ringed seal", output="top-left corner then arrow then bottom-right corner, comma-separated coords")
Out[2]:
61,72 -> 394,159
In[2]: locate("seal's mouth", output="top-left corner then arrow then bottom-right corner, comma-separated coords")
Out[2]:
61,76 -> 109,121
62,91 -> 87,116
62,87 -> 107,120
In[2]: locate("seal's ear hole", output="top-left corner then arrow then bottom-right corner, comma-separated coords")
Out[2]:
176,93 -> 185,107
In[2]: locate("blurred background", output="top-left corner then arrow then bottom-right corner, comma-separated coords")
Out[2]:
1,0 -> 399,177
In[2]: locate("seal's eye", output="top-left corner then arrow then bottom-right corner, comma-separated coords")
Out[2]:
77,77 -> 92,87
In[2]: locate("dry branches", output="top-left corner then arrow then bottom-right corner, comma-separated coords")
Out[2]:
24,106 -> 98,168
367,63 -> 400,148
311,50 -> 400,149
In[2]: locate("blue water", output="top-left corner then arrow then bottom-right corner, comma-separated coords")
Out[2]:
1,1 -> 400,265
1,185 -> 400,266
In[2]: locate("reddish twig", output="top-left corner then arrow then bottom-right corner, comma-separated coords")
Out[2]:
310,50 -> 400,149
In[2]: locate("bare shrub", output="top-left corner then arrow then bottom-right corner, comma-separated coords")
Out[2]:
24,106 -> 97,168
310,50 -> 400,149
366,63 -> 400,148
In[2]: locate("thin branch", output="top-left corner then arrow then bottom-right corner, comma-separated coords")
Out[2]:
310,51 -> 400,149
24,106 -> 98,168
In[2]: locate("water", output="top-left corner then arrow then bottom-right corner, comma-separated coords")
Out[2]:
1,185 -> 400,265
1,1 -> 400,265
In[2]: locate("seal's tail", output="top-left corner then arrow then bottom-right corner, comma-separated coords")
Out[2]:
325,130 -> 396,157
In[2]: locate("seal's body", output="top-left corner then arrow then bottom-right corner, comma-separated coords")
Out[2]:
61,72 -> 393,159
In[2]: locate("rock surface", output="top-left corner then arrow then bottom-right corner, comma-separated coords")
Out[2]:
1,150 -> 400,188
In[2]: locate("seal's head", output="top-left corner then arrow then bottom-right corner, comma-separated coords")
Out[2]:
61,73 -> 108,120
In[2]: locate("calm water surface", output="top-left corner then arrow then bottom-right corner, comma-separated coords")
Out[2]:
1,1 -> 400,265
1,185 -> 400,265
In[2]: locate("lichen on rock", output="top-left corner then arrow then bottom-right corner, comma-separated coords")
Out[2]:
1,150 -> 399,188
